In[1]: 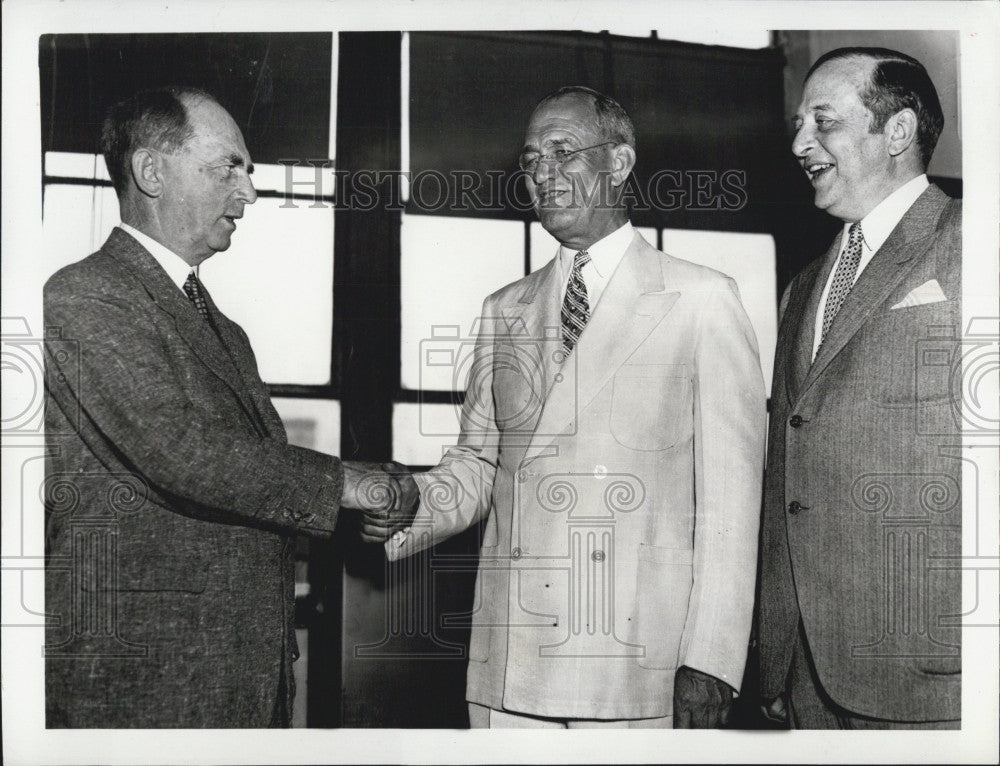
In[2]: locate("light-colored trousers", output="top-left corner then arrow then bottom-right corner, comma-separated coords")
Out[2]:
469,703 -> 673,729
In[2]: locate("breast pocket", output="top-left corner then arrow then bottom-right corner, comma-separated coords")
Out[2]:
864,301 -> 960,409
610,364 -> 692,451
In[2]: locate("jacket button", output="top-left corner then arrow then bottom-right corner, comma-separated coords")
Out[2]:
591,550 -> 606,563
517,470 -> 528,482
789,415 -> 804,428
511,547 -> 522,560
788,501 -> 808,515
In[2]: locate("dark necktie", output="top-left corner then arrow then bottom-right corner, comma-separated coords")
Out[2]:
561,250 -> 591,357
183,272 -> 212,322
821,222 -> 864,343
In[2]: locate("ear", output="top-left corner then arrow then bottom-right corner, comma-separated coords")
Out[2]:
885,108 -> 918,158
610,143 -> 636,187
130,148 -> 164,198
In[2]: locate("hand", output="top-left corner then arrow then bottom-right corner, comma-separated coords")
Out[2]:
760,694 -> 788,725
672,665 -> 733,728
341,461 -> 419,543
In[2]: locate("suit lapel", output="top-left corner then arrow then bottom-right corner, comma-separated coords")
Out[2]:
200,286 -> 281,437
800,185 -> 950,396
105,229 -> 266,432
522,233 -> 679,465
499,260 -> 563,462
785,243 -> 837,405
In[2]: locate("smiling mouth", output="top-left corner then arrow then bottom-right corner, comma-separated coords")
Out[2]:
805,162 -> 834,182
537,189 -> 568,206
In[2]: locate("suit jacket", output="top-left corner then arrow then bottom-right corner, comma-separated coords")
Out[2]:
44,228 -> 344,728
389,230 -> 766,719
758,185 -> 962,722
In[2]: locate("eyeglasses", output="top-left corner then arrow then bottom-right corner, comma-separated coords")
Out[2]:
518,141 -> 618,174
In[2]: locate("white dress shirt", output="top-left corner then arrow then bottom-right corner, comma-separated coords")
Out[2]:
554,221 -> 634,311
812,174 -> 929,359
118,223 -> 194,292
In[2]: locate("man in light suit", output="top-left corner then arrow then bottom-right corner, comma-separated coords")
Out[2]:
385,86 -> 766,727
44,86 -> 414,727
758,48 -> 961,729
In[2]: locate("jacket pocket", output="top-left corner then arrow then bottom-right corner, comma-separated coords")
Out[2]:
865,301 -> 960,408
610,364 -> 692,451
636,543 -> 693,669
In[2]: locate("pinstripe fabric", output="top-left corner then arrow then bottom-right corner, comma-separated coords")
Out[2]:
560,250 -> 591,356
759,185 -> 962,724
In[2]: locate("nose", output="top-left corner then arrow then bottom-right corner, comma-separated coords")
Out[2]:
236,171 -> 257,205
791,123 -> 813,159
531,157 -> 558,186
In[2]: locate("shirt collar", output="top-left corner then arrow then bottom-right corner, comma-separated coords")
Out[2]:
849,174 -> 929,255
118,223 -> 193,291
558,221 -> 634,277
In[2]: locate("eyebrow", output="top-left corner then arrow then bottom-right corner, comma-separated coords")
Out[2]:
225,153 -> 254,174
792,102 -> 836,123
520,137 -> 573,155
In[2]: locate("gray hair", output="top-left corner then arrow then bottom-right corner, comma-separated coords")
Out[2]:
536,85 -> 636,151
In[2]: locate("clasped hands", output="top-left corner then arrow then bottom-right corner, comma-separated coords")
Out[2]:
341,461 -> 419,543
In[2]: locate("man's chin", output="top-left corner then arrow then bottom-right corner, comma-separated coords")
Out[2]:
536,207 -> 576,233
209,235 -> 234,253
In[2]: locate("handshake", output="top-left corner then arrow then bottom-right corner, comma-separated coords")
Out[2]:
340,461 -> 420,544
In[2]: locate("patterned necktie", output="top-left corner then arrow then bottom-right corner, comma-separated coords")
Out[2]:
183,272 -> 212,322
821,222 -> 864,343
561,250 -> 591,357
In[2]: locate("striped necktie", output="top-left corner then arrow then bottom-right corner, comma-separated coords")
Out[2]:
561,249 -> 591,357
821,222 -> 864,344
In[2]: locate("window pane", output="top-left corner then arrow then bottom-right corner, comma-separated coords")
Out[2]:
529,222 -> 658,272
201,197 -> 334,385
661,229 -> 777,394
42,180 -> 334,387
393,402 -> 462,467
272,397 -> 340,456
400,214 -> 524,391
44,151 -> 110,180
42,184 -> 120,275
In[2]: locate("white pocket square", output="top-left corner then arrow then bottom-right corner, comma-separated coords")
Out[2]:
890,279 -> 947,309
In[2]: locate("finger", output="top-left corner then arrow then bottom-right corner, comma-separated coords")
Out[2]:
673,712 -> 691,728
719,701 -> 732,728
691,704 -> 710,729
673,704 -> 691,728
361,521 -> 392,539
703,704 -> 719,729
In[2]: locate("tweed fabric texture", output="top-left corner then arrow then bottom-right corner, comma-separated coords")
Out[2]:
44,228 -> 345,727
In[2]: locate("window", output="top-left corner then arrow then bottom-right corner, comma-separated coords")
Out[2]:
41,155 -> 336,386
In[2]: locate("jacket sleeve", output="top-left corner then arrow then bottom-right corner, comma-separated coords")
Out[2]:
677,276 -> 767,691
44,285 -> 344,538
386,295 -> 500,560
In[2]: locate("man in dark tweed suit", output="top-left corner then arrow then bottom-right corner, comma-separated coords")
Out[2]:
43,86 -> 415,727
758,48 -> 961,729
